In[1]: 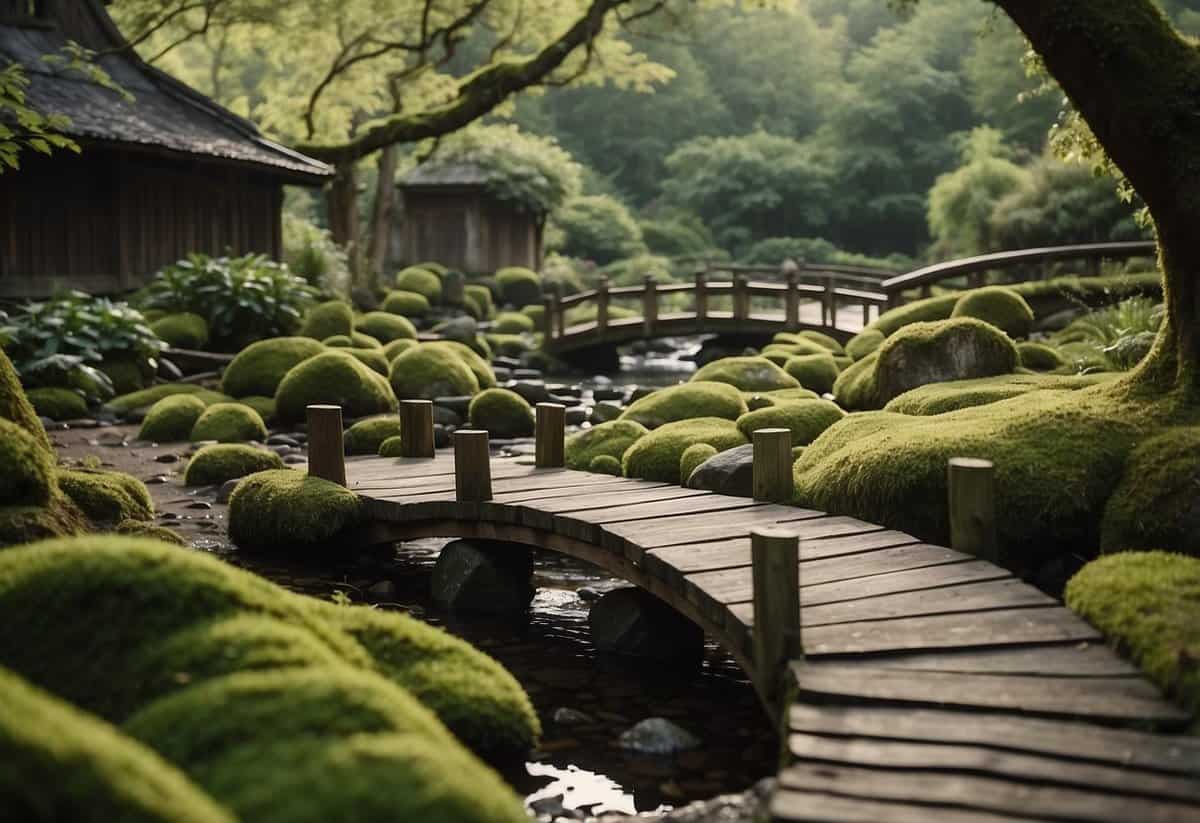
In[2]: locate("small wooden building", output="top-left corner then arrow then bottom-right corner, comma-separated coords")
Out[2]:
394,163 -> 543,274
0,0 -> 330,298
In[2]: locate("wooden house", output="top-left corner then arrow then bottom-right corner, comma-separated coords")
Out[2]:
394,162 -> 543,274
0,0 -> 330,298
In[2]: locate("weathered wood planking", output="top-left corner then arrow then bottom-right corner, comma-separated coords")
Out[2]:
771,788 -> 1036,823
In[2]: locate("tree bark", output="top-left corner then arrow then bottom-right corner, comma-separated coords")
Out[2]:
327,160 -> 361,284
366,144 -> 399,292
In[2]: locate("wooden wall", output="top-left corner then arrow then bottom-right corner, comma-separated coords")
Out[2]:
0,147 -> 283,298
397,188 -> 541,274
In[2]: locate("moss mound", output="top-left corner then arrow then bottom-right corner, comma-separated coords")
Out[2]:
150,312 -> 210,350
565,420 -> 648,471
465,284 -> 495,320
783,354 -> 840,395
190,402 -> 267,443
797,330 -> 844,354
763,339 -> 831,360
485,333 -> 532,358
381,289 -> 431,318
495,267 -> 542,308
356,312 -> 417,344
220,337 -> 325,399
340,347 -> 391,376
951,287 -> 1035,339
1100,428 -> 1200,556
115,519 -> 187,545
322,335 -> 353,347
382,338 -> 419,362
299,300 -> 354,341
588,454 -> 623,476
492,312 -> 535,335
344,416 -> 403,455
468,388 -> 534,438
430,341 -> 496,389
103,385 -> 231,417
100,359 -> 149,394
0,418 -> 56,507
185,444 -> 285,487
1017,341 -> 1065,372
139,394 -> 207,442
691,356 -> 800,392
0,667 -> 233,823
622,417 -> 748,483
389,345 -> 480,401
377,435 -> 405,458
57,469 -> 153,525
845,328 -> 885,361
883,373 -> 1112,416
395,267 -> 443,303
0,499 -> 88,547
521,303 -> 544,328
229,470 -> 364,553
619,381 -> 746,429
736,399 -> 846,447
1066,552 -> 1200,715
26,386 -> 88,421
238,395 -> 276,423
0,349 -> 51,449
274,351 -> 398,423
680,443 -> 718,485
869,293 -> 959,337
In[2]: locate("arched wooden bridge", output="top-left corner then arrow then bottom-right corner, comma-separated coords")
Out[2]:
339,447 -> 1200,822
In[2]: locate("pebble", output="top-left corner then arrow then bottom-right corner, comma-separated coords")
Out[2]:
270,445 -> 299,457
552,707 -> 595,726
547,393 -> 578,406
508,379 -> 550,404
592,387 -> 625,402
63,418 -> 100,429
366,579 -> 397,597
144,475 -> 170,485
493,366 -> 513,382
187,501 -> 213,510
513,368 -> 543,380
154,453 -> 179,464
159,512 -> 179,521
565,406 -> 589,426
629,386 -> 656,402
493,356 -> 522,370
216,479 -> 241,503
618,718 -> 701,755
283,454 -> 308,465
266,434 -> 300,447
433,396 -> 472,416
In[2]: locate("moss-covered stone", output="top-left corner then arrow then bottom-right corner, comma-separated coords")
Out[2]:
0,667 -> 233,823
340,347 -> 391,376
322,335 -> 354,347
389,345 -> 480,401
680,443 -> 718,485
26,387 -> 87,421
382,338 -> 419,362
622,417 -> 748,483
492,312 -> 534,335
229,470 -> 364,553
1099,428 -> 1200,556
951,287 -> 1035,340
344,416 -> 403,455
495,267 -> 542,308
150,312 -> 210,350
468,389 -> 534,438
1017,341 -> 1066,372
766,387 -> 821,402
620,381 -> 747,428
57,469 -> 153,525
103,385 -> 232,418
220,337 -> 326,399
690,356 -> 800,392
356,312 -> 417,344
395,267 -> 443,303
521,303 -> 544,328
763,339 -> 831,359
351,331 -> 382,349
485,333 -> 532,358
0,349 -> 51,450
377,435 -> 405,457
100,359 -> 149,395
869,293 -> 959,337
432,341 -> 496,389
845,328 -> 885,361
783,354 -> 840,395
299,300 -> 355,341
115,519 -> 187,545
565,420 -> 648,471
736,399 -> 846,447
883,373 -> 1113,416
274,351 -> 398,423
184,445 -> 285,487
238,395 -> 276,423
588,454 -> 623,475
0,418 -> 55,507
465,284 -> 495,320
139,394 -> 207,442
190,402 -> 267,443
1066,552 -> 1200,715
0,500 -> 87,547
381,290 -> 431,318
774,330 -> 844,354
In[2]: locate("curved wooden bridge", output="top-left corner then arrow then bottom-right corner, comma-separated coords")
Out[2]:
312,404 -> 1200,823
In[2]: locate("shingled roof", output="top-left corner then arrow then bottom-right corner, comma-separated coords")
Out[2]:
400,162 -> 492,188
0,1 -> 330,183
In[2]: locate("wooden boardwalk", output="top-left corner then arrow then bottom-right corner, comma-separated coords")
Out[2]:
342,453 -> 1200,822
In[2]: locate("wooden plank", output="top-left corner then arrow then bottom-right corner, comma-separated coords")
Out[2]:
369,470 -> 635,499
788,704 -> 1200,775
801,579 -> 1054,628
519,484 -> 717,515
798,544 -> 970,587
351,460 -> 556,491
859,644 -> 1143,678
771,787 -> 1039,823
790,662 -> 1189,727
799,529 -> 922,560
801,560 -> 1011,606
786,732 -> 1200,803
603,505 -> 825,550
778,762 -> 1196,823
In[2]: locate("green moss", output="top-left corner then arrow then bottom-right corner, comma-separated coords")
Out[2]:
0,667 -> 233,823
190,402 -> 267,443
322,335 -> 354,347
238,395 -> 276,423
1017,341 -> 1066,371
382,289 -> 431,318
485,333 -> 532,358
220,337 -> 326,399
520,303 -> 544,328
150,313 -> 210,350
465,284 -> 495,319
1100,428 -> 1200,555
0,349 -> 51,450
341,347 -> 391,376
382,338 -> 419,362
0,418 -> 56,507
389,345 -> 480,401
830,350 -> 881,410
845,328 -> 885,361
691,356 -> 800,392
100,359 -> 149,395
103,385 -> 232,417
620,381 -> 747,428
299,301 -> 354,340
951,287 -> 1035,340
355,312 -> 416,344
58,469 -> 153,524
26,386 -> 88,421
492,312 -> 534,334
868,293 -> 959,337
565,420 -> 648,471
115,519 -> 186,545
352,331 -> 382,349
680,443 -> 718,485
138,394 -> 207,442
736,399 -> 846,447
185,445 -> 285,487
766,387 -> 821,401
229,470 -> 364,553
622,417 -> 748,483
344,416 -> 403,455
431,341 -> 496,389
1010,272 -> 1161,316
274,351 -> 398,423
588,454 -> 623,475
377,435 -> 405,457
1066,552 -> 1200,715
395,267 -> 443,303
783,354 -> 840,395
468,389 -> 534,438
763,339 -> 831,358
884,373 -> 1113,416
782,330 -> 844,354
0,498 -> 87,546
413,261 -> 448,276
495,267 -> 542,308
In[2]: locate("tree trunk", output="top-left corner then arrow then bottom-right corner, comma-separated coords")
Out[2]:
327,160 -> 362,287
366,144 -> 399,293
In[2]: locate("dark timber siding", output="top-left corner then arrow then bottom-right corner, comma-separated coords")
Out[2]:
397,187 -> 541,274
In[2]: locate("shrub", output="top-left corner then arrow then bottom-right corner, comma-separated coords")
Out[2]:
139,394 -> 208,442
883,373 -> 1112,416
468,389 -> 534,438
356,312 -> 417,343
382,338 -> 419,362
190,403 -> 267,443
299,301 -> 354,341
104,385 -> 231,417
0,418 -> 55,507
492,311 -> 534,335
545,195 -> 644,265
57,469 -> 153,524
680,443 -> 718,485
845,328 -> 885,361
344,416 -> 403,455
1100,428 -> 1200,556
274,351 -> 398,423
282,213 -> 350,295
598,254 -> 675,288
565,420 -> 648,471
620,382 -> 747,429
1065,552 -> 1200,714
184,445 -> 285,487
588,455 -> 623,476
1017,341 -> 1065,371
640,217 -> 712,258
389,345 -> 480,401
691,356 -> 800,392
495,267 -> 542,308
736,400 -> 846,446
340,347 -> 391,376
138,254 -> 315,350
150,312 -> 209,349
622,417 -> 748,483
395,267 -> 442,303
783,354 -> 840,395
220,337 -> 326,399
951,287 -> 1035,339
381,290 -> 431,318
26,386 -> 87,421
464,285 -> 495,320
229,471 -> 364,553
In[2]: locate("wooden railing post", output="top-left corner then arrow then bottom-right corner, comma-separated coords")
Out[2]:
542,295 -> 555,340
948,457 -> 998,564
861,302 -> 871,327
822,276 -> 836,327
453,429 -> 492,502
306,404 -> 346,486
695,270 -> 708,325
642,275 -> 657,337
785,270 -> 800,331
596,276 -> 610,333
753,428 -> 793,503
752,527 -> 801,705
535,403 -> 565,468
733,275 -> 748,322
553,282 -> 566,338
399,400 -> 435,458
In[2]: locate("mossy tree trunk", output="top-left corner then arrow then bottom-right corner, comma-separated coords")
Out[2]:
994,0 -> 1200,403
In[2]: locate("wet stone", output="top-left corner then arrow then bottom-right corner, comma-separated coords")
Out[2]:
431,405 -> 462,426
552,707 -> 595,726
589,401 -> 623,425
216,479 -> 241,504
513,368 -> 542,380
63,418 -> 100,429
509,379 -> 550,404
592,386 -> 625,402
155,453 -> 180,463
430,539 -> 535,614
686,444 -> 754,498
187,501 -> 213,511
433,396 -> 471,416
565,406 -> 589,426
266,434 -> 300,447
283,454 -> 307,465
589,587 -> 704,663
618,718 -> 701,755
629,386 -> 656,403
144,475 -> 170,485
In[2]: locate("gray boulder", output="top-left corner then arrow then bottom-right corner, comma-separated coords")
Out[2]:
589,586 -> 703,662
431,540 -> 534,613
686,443 -> 754,497
618,717 -> 701,755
